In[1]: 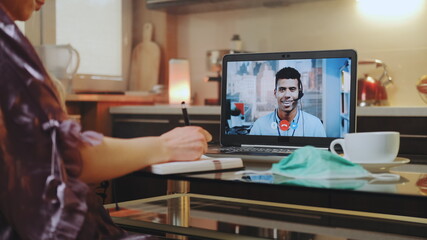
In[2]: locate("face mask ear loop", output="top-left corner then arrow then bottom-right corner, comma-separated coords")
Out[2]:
369,173 -> 400,183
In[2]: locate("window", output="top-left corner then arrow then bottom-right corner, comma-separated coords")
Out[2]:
16,21 -> 25,32
56,0 -> 123,77
34,0 -> 132,92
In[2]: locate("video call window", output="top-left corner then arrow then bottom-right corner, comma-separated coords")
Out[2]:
225,58 -> 351,138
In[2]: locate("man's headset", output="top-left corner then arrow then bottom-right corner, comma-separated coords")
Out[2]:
296,78 -> 304,100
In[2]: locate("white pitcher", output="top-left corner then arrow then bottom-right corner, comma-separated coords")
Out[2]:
35,44 -> 80,93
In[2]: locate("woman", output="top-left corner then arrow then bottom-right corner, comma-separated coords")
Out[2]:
0,0 -> 212,239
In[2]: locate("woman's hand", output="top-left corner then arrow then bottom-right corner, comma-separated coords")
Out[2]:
79,127 -> 212,182
160,126 -> 212,161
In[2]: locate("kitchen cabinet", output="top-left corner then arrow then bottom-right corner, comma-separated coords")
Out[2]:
146,0 -> 329,14
356,107 -> 427,158
66,94 -> 157,136
110,105 -> 221,142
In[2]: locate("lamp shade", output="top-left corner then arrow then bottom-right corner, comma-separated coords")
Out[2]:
169,59 -> 190,105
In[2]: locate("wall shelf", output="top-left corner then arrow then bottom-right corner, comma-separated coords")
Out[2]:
146,0 -> 332,14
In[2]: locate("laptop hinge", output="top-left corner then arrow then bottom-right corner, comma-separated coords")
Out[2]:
241,144 -> 328,150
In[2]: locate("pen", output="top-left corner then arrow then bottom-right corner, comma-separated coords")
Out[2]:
181,101 -> 190,126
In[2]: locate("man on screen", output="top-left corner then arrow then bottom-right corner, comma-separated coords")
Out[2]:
249,67 -> 326,137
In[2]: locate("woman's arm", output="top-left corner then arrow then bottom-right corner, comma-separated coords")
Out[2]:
78,126 -> 212,183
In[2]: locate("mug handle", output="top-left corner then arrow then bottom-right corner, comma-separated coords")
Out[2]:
330,138 -> 345,156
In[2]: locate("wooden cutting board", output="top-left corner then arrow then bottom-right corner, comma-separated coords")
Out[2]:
129,23 -> 161,91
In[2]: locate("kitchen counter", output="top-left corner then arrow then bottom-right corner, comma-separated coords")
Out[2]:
66,93 -> 156,103
357,106 -> 427,117
110,105 -> 426,117
109,104 -> 221,115
66,94 -> 156,136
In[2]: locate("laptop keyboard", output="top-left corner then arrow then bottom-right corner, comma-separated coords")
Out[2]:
220,146 -> 295,156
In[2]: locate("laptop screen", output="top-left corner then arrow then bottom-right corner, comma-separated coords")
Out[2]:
220,50 -> 357,148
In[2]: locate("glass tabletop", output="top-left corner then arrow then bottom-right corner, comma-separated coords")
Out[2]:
130,162 -> 427,219
178,163 -> 427,196
107,194 -> 427,240
115,161 -> 427,239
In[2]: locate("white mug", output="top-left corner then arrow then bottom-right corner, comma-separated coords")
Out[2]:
330,131 -> 400,163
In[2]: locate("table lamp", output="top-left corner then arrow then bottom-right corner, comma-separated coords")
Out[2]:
169,59 -> 191,105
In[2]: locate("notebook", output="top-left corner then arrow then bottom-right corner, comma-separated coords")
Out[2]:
148,155 -> 243,175
207,49 -> 357,161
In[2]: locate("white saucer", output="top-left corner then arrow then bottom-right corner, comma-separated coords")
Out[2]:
354,157 -> 410,173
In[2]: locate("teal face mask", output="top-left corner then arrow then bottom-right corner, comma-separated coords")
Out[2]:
273,175 -> 368,190
271,146 -> 399,181
238,146 -> 400,186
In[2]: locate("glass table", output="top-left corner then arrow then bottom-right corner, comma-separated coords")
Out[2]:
107,163 -> 427,239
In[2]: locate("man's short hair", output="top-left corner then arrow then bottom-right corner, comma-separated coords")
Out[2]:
275,67 -> 301,89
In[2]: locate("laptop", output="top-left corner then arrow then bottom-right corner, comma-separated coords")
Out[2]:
207,49 -> 357,161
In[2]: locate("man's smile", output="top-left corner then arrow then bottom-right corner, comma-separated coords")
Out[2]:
281,99 -> 294,107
